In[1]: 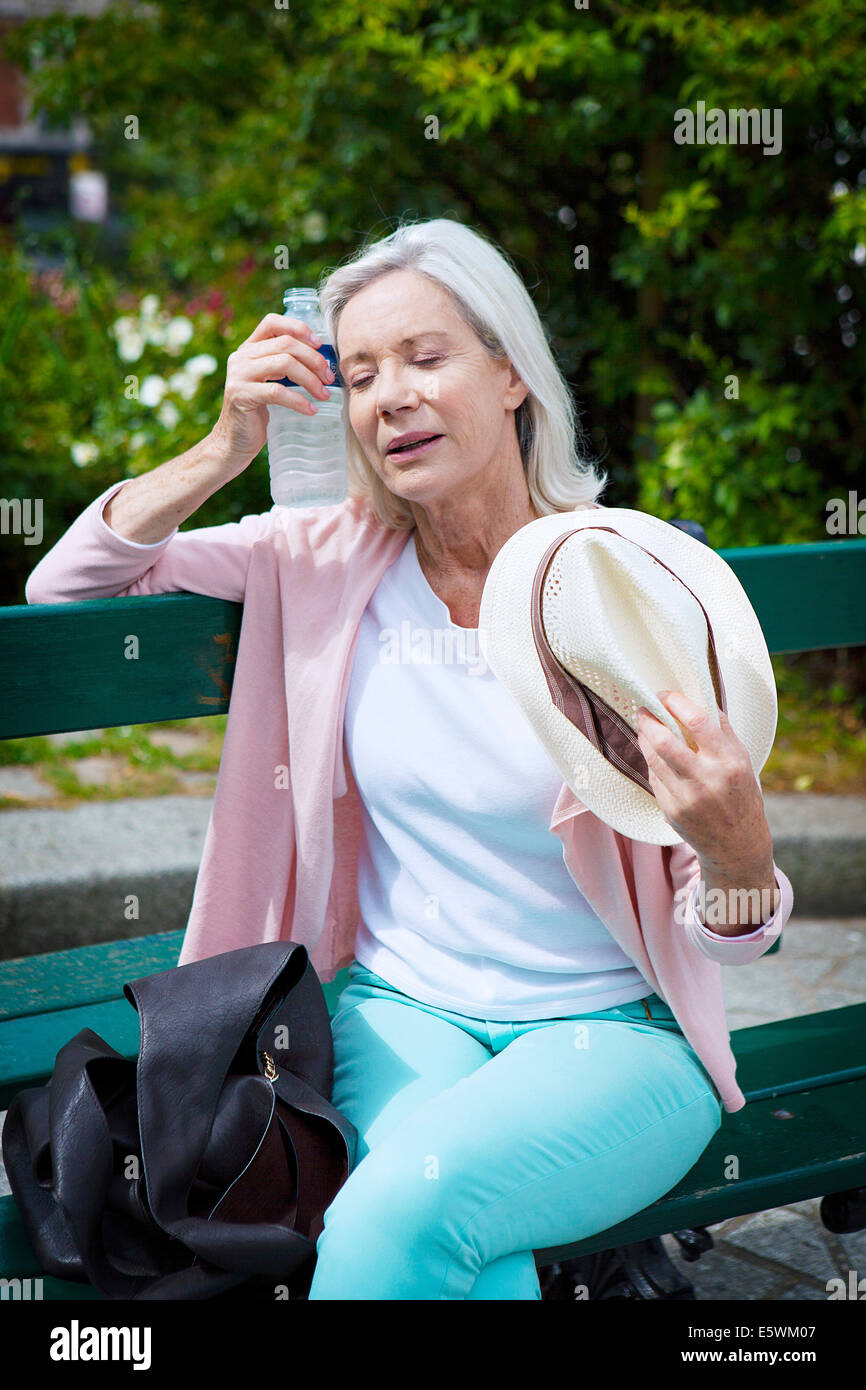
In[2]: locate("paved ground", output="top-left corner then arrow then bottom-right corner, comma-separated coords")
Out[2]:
658,915 -> 866,1300
1,913 -> 864,1299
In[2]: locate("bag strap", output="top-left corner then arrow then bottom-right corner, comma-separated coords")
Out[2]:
124,942 -> 306,1236
6,1031 -> 161,1297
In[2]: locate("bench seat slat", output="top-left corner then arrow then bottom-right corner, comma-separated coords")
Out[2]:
0,934 -> 348,1021
0,932 -> 185,1021
4,1074 -> 864,1286
0,1001 -> 141,1109
0,971 -> 353,1109
533,1072 -> 866,1263
733,1002 -> 866,1101
1,982 -> 863,1111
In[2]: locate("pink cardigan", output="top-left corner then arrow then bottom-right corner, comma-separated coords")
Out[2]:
25,480 -> 794,1113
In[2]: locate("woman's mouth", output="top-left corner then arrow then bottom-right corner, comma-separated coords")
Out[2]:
386,434 -> 444,460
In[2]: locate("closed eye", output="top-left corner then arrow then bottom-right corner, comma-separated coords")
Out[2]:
348,356 -> 444,390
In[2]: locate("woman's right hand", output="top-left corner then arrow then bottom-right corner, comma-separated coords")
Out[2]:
208,313 -> 336,477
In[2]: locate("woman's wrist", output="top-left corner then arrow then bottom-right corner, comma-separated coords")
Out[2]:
694,852 -> 779,933
103,433 -> 239,544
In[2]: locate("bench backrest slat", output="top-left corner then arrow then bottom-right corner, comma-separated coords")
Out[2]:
722,538 -> 866,653
1,539 -> 864,739
0,593 -> 241,738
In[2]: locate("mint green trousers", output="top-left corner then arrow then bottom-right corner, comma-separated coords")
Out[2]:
307,961 -> 723,1300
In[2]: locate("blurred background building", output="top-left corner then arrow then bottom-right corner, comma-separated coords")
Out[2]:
0,0 -> 110,263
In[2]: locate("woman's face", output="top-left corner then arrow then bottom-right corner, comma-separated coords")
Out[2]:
335,268 -> 528,507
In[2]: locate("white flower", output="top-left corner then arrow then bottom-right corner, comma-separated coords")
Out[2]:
116,330 -> 145,362
167,369 -> 199,400
139,375 -> 167,407
129,431 -> 149,452
142,317 -> 169,348
164,317 -> 195,354
109,316 -> 138,338
302,211 -> 327,242
71,441 -> 100,467
157,400 -> 181,429
140,294 -> 161,319
184,353 -> 218,378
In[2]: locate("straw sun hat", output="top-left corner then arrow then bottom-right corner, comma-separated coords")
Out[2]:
477,506 -> 778,846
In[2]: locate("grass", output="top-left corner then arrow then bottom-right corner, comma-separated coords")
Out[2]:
759,657 -> 866,795
0,659 -> 864,809
0,715 -> 225,810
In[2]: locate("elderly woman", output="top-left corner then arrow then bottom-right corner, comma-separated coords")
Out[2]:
26,218 -> 792,1301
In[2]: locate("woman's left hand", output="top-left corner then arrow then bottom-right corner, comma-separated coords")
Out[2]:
635,690 -> 772,872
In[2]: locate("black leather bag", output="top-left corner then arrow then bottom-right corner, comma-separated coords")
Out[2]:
1,941 -> 358,1299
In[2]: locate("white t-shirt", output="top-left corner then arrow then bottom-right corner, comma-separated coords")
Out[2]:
345,529 -> 654,1019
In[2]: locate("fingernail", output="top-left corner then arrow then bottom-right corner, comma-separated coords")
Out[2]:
310,331 -> 323,347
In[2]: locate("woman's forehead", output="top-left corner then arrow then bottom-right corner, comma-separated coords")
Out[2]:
337,274 -> 464,354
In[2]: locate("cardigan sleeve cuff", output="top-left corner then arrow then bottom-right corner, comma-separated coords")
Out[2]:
681,866 -> 790,964
689,881 -> 770,940
97,479 -> 180,549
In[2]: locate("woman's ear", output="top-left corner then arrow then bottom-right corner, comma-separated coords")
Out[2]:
503,362 -> 529,411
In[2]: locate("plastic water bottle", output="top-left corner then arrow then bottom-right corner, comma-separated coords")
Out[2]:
266,287 -> 348,507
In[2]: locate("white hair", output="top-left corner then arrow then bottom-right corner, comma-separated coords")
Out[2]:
317,216 -> 608,530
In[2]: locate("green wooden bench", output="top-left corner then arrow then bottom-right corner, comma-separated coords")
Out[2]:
1,530 -> 865,1300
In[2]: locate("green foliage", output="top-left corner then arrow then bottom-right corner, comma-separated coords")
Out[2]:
765,655 -> 866,793
640,371 -> 825,546
0,242 -> 275,600
2,0 -> 866,599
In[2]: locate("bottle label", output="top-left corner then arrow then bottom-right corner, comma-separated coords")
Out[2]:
274,343 -> 343,390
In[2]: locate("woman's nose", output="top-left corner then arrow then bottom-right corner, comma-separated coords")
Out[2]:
374,363 -> 421,416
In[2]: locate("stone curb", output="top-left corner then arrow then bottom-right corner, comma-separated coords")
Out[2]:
0,792 -> 864,960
